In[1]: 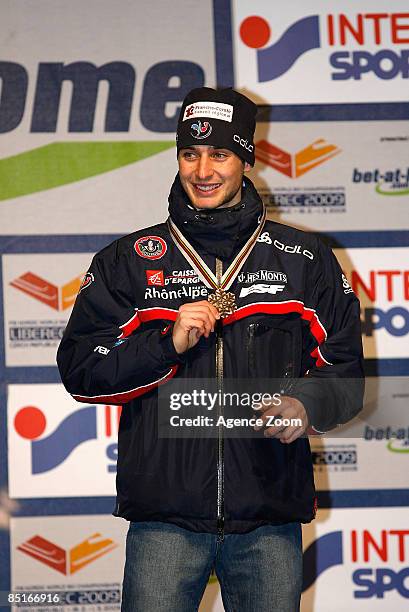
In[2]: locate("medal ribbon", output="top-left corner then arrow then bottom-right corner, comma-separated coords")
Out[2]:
167,205 -> 266,291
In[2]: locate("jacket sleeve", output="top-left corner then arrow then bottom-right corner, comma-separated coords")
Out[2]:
56,244 -> 183,404
291,239 -> 365,432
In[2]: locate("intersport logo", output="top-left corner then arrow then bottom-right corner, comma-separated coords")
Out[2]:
239,13 -> 409,81
255,139 -> 340,177
350,267 -> 409,338
303,528 -> 409,599
17,533 -> 116,575
13,404 -> 121,474
10,271 -> 83,311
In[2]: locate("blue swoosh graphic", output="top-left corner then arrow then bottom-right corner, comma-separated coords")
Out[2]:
32,406 -> 97,473
302,530 -> 343,591
258,15 -> 320,81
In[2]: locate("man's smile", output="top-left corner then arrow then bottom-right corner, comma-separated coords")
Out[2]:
193,183 -> 222,194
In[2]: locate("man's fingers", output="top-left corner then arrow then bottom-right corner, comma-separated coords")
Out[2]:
173,300 -> 222,353
180,317 -> 207,334
182,315 -> 213,337
179,309 -> 217,324
253,411 -> 283,433
178,309 -> 217,336
179,301 -> 220,318
254,402 -> 307,438
255,400 -> 283,416
178,301 -> 221,334
261,420 -> 286,438
189,327 -> 202,343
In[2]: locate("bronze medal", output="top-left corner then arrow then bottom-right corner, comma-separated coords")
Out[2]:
208,287 -> 237,318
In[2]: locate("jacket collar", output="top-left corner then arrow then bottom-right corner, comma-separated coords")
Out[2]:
167,174 -> 263,260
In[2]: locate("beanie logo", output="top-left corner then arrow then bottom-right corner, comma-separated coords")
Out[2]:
183,102 -> 233,123
191,121 -> 212,140
185,105 -> 196,118
234,134 -> 254,153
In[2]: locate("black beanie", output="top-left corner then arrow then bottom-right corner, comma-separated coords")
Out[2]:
176,87 -> 257,166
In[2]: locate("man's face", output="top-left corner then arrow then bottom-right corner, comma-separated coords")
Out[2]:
178,145 -> 251,209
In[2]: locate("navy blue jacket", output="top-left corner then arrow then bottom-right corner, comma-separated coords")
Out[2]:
57,176 -> 364,534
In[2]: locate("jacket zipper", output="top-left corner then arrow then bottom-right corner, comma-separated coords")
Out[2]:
246,323 -> 257,375
215,258 -> 225,542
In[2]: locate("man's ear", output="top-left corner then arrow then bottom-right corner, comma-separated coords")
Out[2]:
244,162 -> 252,172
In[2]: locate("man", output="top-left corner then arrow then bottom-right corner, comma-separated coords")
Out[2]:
57,87 -> 364,611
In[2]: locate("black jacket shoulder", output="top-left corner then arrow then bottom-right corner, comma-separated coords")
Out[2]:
94,221 -> 170,264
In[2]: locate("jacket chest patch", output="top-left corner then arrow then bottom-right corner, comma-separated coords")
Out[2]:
144,285 -> 209,301
134,236 -> 167,260
237,270 -> 288,284
239,283 -> 286,298
145,268 -> 202,287
236,269 -> 288,300
143,268 -> 208,302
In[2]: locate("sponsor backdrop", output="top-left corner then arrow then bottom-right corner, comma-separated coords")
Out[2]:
1,0 -> 408,609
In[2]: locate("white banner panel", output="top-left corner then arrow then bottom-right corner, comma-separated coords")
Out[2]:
248,121 -> 409,233
7,384 -> 119,498
10,514 -> 128,609
312,377 -> 409,490
3,253 -> 93,366
233,0 -> 409,104
334,247 -> 409,359
302,507 -> 409,610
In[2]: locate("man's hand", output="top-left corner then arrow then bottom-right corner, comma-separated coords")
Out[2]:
172,300 -> 220,354
254,396 -> 309,444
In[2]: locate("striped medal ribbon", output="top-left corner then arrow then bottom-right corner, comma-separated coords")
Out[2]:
167,205 -> 266,318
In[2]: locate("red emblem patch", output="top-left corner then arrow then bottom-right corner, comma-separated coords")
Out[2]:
134,236 -> 167,260
79,272 -> 94,292
146,270 -> 165,286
